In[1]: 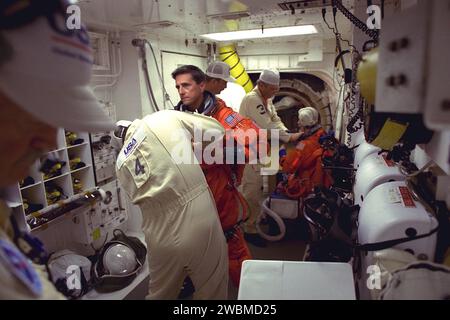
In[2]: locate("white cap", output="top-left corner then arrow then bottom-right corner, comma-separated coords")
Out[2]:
206,61 -> 235,82
0,14 -> 115,132
298,107 -> 319,127
258,69 -> 280,86
111,120 -> 133,151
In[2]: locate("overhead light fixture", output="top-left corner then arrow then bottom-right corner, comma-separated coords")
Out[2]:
200,25 -> 317,42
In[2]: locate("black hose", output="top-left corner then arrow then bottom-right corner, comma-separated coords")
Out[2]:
133,40 -> 160,112
140,47 -> 160,112
145,40 -> 174,108
333,0 -> 379,41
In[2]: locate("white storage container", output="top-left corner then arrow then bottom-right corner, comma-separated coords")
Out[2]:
356,181 -> 438,299
354,141 -> 381,169
354,153 -> 405,206
358,181 -> 438,259
239,260 -> 356,300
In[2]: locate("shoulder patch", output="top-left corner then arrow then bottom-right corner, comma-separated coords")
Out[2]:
116,127 -> 147,169
0,239 -> 43,297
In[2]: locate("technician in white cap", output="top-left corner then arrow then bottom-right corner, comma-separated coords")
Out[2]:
205,61 -> 246,112
238,69 -> 299,246
204,61 -> 236,95
0,0 -> 114,299
239,69 -> 290,141
113,110 -> 229,300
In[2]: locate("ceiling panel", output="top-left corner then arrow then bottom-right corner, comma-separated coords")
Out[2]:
78,0 -> 354,44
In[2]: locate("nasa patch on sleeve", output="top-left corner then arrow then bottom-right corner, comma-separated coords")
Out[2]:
0,239 -> 43,297
116,127 -> 147,170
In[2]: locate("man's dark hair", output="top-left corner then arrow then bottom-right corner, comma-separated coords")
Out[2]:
171,65 -> 205,84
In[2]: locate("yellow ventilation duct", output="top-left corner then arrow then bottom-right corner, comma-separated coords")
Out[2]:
219,44 -> 254,93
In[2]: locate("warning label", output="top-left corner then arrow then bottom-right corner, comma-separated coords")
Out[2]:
398,186 -> 416,208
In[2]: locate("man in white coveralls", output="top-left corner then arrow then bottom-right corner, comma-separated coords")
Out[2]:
114,110 -> 228,300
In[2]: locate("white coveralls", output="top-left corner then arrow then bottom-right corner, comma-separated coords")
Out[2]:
239,86 -> 290,234
0,200 -> 64,299
116,110 -> 228,300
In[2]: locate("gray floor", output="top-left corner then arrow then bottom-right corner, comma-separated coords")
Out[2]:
228,237 -> 307,300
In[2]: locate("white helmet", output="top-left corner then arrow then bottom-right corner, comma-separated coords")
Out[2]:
111,120 -> 132,152
298,107 -> 319,127
91,229 -> 147,292
103,244 -> 138,275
